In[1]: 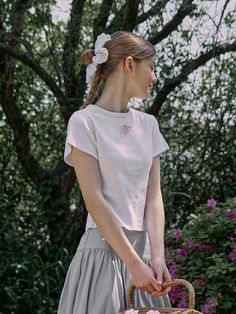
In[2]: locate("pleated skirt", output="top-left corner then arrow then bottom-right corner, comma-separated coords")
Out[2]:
57,227 -> 171,314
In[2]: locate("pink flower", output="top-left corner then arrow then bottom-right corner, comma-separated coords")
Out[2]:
225,209 -> 236,220
183,238 -> 195,248
193,279 -> 206,287
177,301 -> 188,308
176,248 -> 188,257
173,229 -> 183,240
169,286 -> 185,303
229,247 -> 236,263
165,256 -> 179,279
207,198 -> 217,209
124,309 -> 139,314
178,290 -> 187,299
183,239 -> 216,252
196,243 -> 216,252
228,237 -> 236,242
200,298 -> 217,314
166,260 -> 177,272
168,287 -> 180,303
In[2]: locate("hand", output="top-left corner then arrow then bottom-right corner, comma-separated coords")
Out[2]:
127,260 -> 163,295
149,256 -> 172,296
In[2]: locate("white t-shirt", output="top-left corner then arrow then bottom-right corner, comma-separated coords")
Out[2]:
64,104 -> 169,231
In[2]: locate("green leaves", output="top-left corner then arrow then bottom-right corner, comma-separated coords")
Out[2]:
166,197 -> 236,313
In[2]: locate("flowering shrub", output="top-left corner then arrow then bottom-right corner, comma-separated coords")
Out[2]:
165,197 -> 236,314
124,310 -> 160,314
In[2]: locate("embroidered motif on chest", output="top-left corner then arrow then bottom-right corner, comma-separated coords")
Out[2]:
120,125 -> 132,136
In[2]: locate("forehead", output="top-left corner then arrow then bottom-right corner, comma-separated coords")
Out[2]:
135,58 -> 156,67
143,58 -> 155,64
145,59 -> 155,65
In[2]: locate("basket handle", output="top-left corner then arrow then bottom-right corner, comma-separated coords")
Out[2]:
128,278 -> 196,309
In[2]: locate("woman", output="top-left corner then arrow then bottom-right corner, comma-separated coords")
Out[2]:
58,31 -> 172,314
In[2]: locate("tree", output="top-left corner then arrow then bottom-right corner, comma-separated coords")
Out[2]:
1,0 -> 236,312
0,0 -> 235,243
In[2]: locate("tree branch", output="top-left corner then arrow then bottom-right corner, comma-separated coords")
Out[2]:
0,83 -> 50,185
0,0 -> 50,186
149,0 -> 196,45
123,0 -> 140,31
106,2 -> 128,32
10,0 -> 30,45
62,0 -> 86,99
75,64 -> 87,108
0,43 -> 68,119
93,0 -> 115,38
147,41 -> 236,116
136,0 -> 169,25
0,30 -> 34,57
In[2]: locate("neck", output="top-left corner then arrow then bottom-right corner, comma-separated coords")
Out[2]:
94,77 -> 132,113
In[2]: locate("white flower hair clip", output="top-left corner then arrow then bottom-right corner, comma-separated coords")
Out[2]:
86,33 -> 112,90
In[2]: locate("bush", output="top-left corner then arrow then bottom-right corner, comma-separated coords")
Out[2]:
0,202 -> 73,314
165,197 -> 236,314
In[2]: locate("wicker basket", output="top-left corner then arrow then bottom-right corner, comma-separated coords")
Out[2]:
117,278 -> 203,314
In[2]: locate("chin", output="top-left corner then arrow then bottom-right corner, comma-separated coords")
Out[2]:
135,92 -> 149,99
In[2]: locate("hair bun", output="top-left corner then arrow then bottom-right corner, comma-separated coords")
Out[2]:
81,49 -> 94,65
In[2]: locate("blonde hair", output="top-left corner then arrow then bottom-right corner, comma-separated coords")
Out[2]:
81,31 -> 156,106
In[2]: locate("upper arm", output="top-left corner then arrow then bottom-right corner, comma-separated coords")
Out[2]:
71,145 -> 103,210
146,115 -> 169,205
151,116 -> 169,158
64,112 -> 98,167
145,155 -> 162,206
63,111 -> 103,209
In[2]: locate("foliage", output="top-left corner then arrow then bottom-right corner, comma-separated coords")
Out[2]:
0,0 -> 236,312
161,53 -> 236,228
0,193 -> 74,313
165,197 -> 236,314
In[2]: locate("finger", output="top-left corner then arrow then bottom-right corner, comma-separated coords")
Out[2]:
146,284 -> 156,294
163,267 -> 172,282
151,267 -> 157,279
138,286 -> 146,292
151,279 -> 162,292
151,287 -> 170,297
156,271 -> 163,286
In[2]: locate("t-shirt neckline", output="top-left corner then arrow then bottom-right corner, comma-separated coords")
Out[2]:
87,104 -> 132,117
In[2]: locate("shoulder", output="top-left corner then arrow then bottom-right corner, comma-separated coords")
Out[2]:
67,107 -> 96,134
131,107 -> 156,125
69,106 -> 91,120
68,106 -> 95,127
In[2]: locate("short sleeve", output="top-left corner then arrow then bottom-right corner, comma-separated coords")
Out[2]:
64,112 -> 98,166
152,116 -> 169,157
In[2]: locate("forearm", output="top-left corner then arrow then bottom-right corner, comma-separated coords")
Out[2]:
86,194 -> 143,270
145,196 -> 165,260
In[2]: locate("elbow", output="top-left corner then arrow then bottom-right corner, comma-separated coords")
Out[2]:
83,191 -> 105,214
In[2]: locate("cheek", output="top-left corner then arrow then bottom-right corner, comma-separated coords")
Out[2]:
140,69 -> 150,82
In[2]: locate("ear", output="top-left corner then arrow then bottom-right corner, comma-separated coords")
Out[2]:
123,56 -> 136,76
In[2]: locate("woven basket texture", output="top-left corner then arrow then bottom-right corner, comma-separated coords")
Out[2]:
117,279 -> 203,314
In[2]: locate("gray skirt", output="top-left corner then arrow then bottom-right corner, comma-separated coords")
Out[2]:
57,227 -> 171,314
